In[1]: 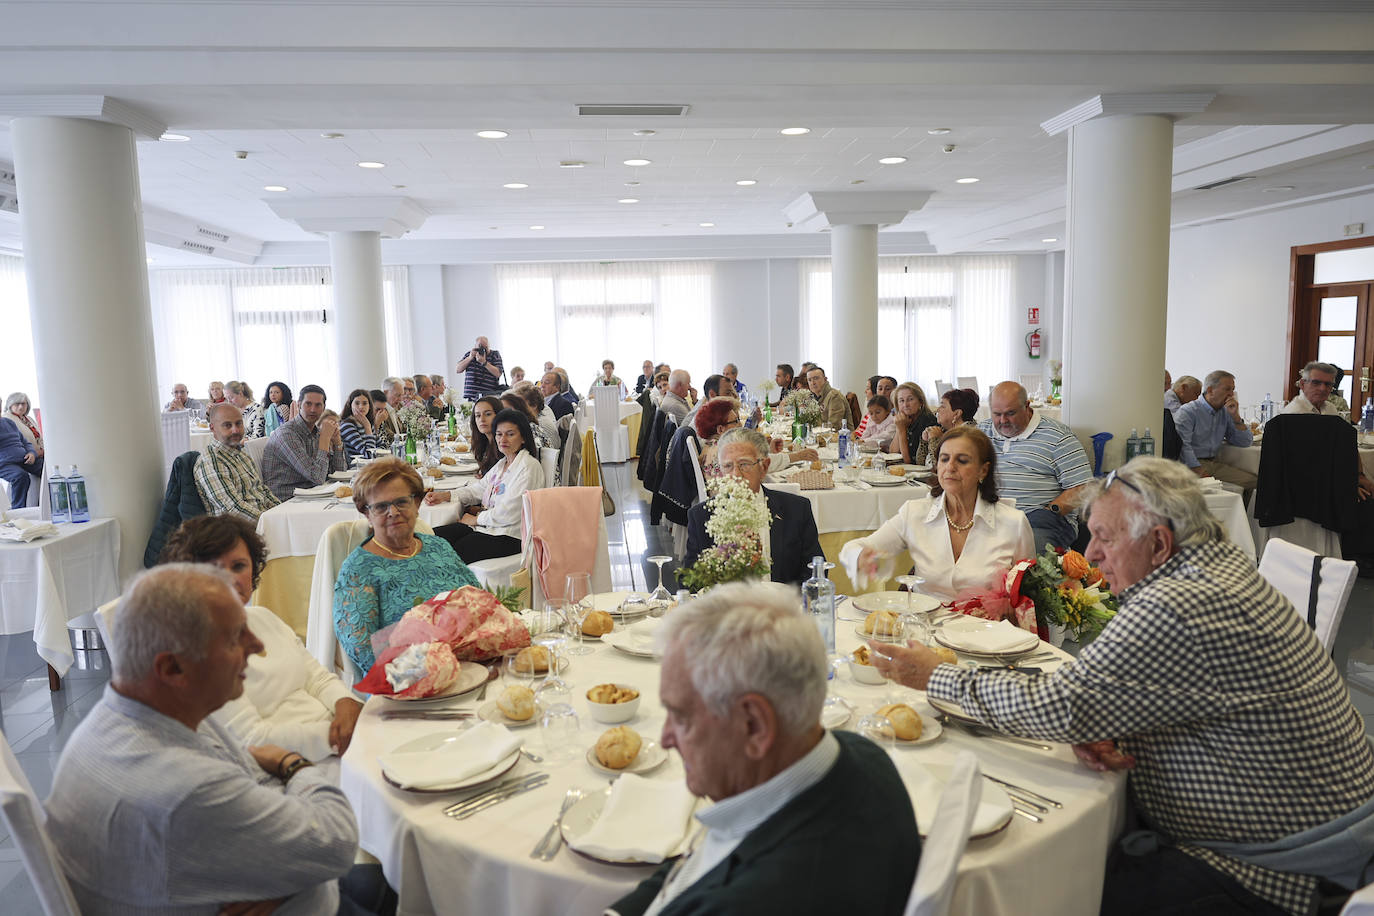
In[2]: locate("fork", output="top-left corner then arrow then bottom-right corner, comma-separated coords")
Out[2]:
530,788 -> 584,860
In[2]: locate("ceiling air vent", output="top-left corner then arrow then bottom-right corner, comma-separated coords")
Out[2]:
196,226 -> 230,243
181,240 -> 215,255
577,103 -> 690,117
1192,176 -> 1255,192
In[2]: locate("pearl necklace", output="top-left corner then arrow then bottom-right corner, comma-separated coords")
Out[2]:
944,496 -> 975,532
373,536 -> 421,559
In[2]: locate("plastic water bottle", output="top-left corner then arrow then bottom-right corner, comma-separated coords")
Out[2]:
65,465 -> 90,523
1125,428 -> 1140,461
1260,393 -> 1275,426
1362,398 -> 1374,436
802,557 -> 836,656
1139,427 -> 1156,457
837,419 -> 850,468
47,464 -> 69,523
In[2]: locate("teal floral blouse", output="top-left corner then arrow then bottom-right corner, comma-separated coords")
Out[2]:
333,532 -> 480,672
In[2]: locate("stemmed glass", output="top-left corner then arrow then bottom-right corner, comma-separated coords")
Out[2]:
855,708 -> 896,752
563,573 -> 595,655
646,555 -> 673,615
896,573 -> 932,646
532,600 -> 572,707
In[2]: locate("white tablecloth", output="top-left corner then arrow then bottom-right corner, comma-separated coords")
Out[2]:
340,618 -> 1126,916
771,479 -> 931,534
1201,487 -> 1256,560
189,428 -> 213,453
0,517 -> 120,675
256,498 -> 463,560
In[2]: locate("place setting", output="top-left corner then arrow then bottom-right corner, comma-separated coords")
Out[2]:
554,773 -> 700,867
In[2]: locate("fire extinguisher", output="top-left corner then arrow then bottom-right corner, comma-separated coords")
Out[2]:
1026,329 -> 1042,359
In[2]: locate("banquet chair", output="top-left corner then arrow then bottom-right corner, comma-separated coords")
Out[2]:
159,410 -> 191,480
1257,537 -> 1358,654
0,728 -> 81,916
590,385 -> 630,463
1342,881 -> 1374,915
1253,415 -> 1355,558
956,376 -> 978,393
560,418 -> 583,487
933,380 -> 953,397
684,436 -> 708,507
540,445 -> 560,487
903,751 -> 982,916
1018,374 -> 1043,396
522,487 -> 608,605
94,596 -> 118,661
243,435 -> 269,472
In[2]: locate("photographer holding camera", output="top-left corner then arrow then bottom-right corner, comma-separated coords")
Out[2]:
456,335 -> 506,400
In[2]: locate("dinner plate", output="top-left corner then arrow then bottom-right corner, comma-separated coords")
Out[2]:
860,471 -> 907,487
853,623 -> 904,644
926,694 -> 981,727
601,631 -> 660,658
292,484 -> 341,500
820,699 -> 852,730
477,700 -> 537,728
560,792 -> 696,866
379,661 -> 491,704
380,738 -> 521,794
852,592 -> 943,615
894,713 -> 944,747
328,471 -> 354,482
429,478 -> 463,491
584,740 -> 668,777
934,618 -> 1040,658
590,591 -> 655,618
506,655 -> 571,678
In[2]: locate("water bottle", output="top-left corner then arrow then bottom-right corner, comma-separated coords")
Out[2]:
837,419 -> 850,468
65,465 -> 90,523
1362,398 -> 1374,436
404,433 -> 417,465
802,557 -> 836,657
1260,393 -> 1275,426
47,464 -> 69,523
1139,427 -> 1156,457
1125,428 -> 1140,461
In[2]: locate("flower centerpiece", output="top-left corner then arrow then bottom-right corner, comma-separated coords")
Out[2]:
780,389 -> 821,428
676,476 -> 771,591
395,403 -> 434,441
1048,359 -> 1064,401
1007,545 -> 1119,644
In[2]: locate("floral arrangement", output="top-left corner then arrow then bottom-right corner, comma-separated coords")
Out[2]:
676,476 -> 772,591
780,389 -> 822,427
948,585 -> 1038,632
1049,359 -> 1063,386
395,403 -> 434,441
1007,545 -> 1119,643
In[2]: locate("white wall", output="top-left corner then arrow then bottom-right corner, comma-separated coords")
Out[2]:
1167,190 -> 1374,404
407,264 -> 449,384
442,263 -> 499,384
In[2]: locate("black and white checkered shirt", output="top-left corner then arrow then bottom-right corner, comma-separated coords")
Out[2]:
928,538 -> 1374,914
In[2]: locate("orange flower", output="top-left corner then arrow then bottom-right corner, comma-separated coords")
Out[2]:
1061,550 -> 1092,581
1083,566 -> 1105,588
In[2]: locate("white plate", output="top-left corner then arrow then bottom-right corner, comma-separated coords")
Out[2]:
429,478 -> 463,491
292,484 -> 341,500
506,654 -> 571,678
602,631 -> 660,658
561,791 -> 696,866
329,471 -> 354,482
895,713 -> 944,747
860,471 -> 907,486
441,463 -> 479,476
934,618 -> 1040,658
380,737 -> 520,794
926,694 -> 981,727
477,699 -> 537,728
379,661 -> 491,703
820,700 -> 852,730
590,591 -> 655,618
584,739 -> 668,777
851,592 -> 943,615
853,623 -> 904,644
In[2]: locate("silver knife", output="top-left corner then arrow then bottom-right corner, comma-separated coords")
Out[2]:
444,773 -> 546,816
983,774 -> 1063,808
381,711 -> 475,721
447,775 -> 550,820
943,716 -> 1053,751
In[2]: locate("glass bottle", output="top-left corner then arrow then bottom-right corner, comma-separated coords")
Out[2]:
802,556 -> 836,655
47,464 -> 69,523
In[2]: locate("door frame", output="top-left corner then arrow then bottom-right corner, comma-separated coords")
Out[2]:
1287,236 -> 1374,410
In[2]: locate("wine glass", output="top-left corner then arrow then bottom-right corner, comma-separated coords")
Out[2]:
896,573 -> 932,642
856,708 -> 896,752
539,702 -> 581,764
563,573 -> 595,655
646,555 -> 673,614
532,600 -> 572,702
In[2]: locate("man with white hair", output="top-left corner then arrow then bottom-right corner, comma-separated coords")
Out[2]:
44,564 -> 393,913
659,369 -> 693,424
1173,369 -> 1256,494
609,582 -> 919,916
722,362 -> 750,404
1165,375 -> 1202,413
869,458 -> 1374,915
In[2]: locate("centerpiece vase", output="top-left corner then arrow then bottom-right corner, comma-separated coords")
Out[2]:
1051,378 -> 1062,400
405,433 -> 417,464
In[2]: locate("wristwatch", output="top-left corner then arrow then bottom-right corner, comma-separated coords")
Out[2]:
279,754 -> 314,782
1048,503 -> 1063,515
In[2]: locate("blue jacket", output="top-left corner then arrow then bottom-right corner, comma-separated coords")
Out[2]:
0,415 -> 36,466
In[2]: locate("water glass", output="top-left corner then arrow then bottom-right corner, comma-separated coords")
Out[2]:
539,702 -> 582,764
856,710 -> 896,752
563,575 -> 595,655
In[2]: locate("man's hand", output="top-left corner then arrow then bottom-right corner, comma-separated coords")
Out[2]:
790,448 -> 819,463
330,698 -> 364,755
22,452 -> 35,465
317,417 -> 339,450
247,744 -> 293,777
1224,395 -> 1243,424
424,490 -> 452,505
218,898 -> 286,916
1359,475 -> 1374,502
473,348 -> 486,366
1072,739 -> 1136,772
288,401 -> 300,421
867,640 -> 943,691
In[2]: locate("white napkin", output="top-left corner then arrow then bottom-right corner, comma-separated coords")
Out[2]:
627,617 -> 662,647
0,516 -> 58,542
571,774 -> 698,863
904,761 -> 1012,837
950,619 -> 1035,653
378,722 -> 521,789
837,540 -> 896,592
1197,476 -> 1224,490
293,483 -> 338,498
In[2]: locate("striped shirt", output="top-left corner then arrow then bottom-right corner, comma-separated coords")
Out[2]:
339,419 -> 377,461
260,415 -> 349,501
462,349 -> 504,400
1174,397 -> 1253,468
927,539 -> 1374,914
193,439 -> 280,521
979,412 -> 1091,518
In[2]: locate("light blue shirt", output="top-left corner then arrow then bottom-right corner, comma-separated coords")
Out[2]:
1173,397 -> 1253,468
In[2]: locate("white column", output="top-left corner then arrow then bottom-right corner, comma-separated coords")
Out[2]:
11,116 -> 163,581
1061,114 -> 1175,469
829,223 -> 879,398
328,230 -> 388,399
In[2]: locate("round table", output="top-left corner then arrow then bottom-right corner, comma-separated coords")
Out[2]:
339,608 -> 1127,916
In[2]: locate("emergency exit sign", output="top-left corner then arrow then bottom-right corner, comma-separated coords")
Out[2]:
1027,307 -> 1041,324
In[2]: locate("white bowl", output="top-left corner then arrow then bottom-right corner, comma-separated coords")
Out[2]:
848,660 -> 887,685
585,685 -> 642,723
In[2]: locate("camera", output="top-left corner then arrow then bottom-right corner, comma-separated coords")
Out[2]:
475,346 -> 488,357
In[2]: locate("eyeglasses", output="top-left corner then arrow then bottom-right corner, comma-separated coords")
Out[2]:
364,495 -> 417,516
1103,468 -> 1140,495
720,458 -> 764,473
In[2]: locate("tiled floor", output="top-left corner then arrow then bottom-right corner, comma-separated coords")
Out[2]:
1,461 -> 1371,910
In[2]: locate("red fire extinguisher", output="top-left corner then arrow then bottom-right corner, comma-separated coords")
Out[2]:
1026,329 -> 1042,359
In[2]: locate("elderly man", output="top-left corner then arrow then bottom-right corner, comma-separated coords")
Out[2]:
1173,369 -> 1256,493
805,366 -> 850,429
682,429 -> 823,586
554,367 -> 582,403
722,362 -> 750,404
540,370 -> 575,420
44,564 -> 392,913
659,369 -> 694,424
456,335 -> 505,399
193,403 -> 280,521
980,381 -> 1092,552
163,382 -> 206,413
610,582 -> 919,916
1165,375 -> 1202,413
373,376 -> 405,441
261,385 -> 349,500
869,458 -> 1374,916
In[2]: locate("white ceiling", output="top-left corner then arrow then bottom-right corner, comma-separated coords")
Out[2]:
1,0 -> 1372,264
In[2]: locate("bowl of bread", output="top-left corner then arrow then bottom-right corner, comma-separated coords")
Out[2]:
847,646 -> 887,685
585,683 -> 641,723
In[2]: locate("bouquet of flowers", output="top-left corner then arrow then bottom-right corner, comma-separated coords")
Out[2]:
676,476 -> 772,591
395,403 -> 434,441
1007,545 -> 1119,643
1049,359 -> 1063,386
947,583 -> 1038,632
780,389 -> 822,427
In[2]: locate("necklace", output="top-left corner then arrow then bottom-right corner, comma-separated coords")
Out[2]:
373,536 -> 421,559
944,496 -> 975,532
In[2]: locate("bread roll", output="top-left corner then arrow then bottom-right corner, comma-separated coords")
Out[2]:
581,610 -> 614,636
586,684 -> 639,704
809,459 -> 823,471
425,467 -> 444,478
852,645 -> 873,666
514,645 -> 550,674
932,647 -> 958,665
497,685 -> 535,721
334,485 -> 353,498
595,726 -> 643,769
877,703 -> 923,741
455,443 -> 471,453
440,455 -> 457,466
889,467 -> 906,477
864,610 -> 899,636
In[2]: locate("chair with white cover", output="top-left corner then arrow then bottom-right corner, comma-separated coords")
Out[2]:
955,376 -> 978,393
684,436 -> 708,507
560,418 -> 583,486
903,751 -> 982,916
521,487 -> 612,608
933,380 -> 953,398
540,446 -> 560,487
1018,374 -> 1044,396
159,411 -> 191,480
94,596 -> 119,662
243,435 -> 269,473
0,728 -> 81,916
590,386 -> 629,463
1257,537 -> 1358,653
1341,881 -> 1374,914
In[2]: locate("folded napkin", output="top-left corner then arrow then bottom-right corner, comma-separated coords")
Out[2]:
627,617 -> 663,645
951,619 -> 1036,653
571,774 -> 698,863
293,483 -> 338,498
1197,476 -> 1224,490
0,516 -> 58,542
378,722 -> 521,789
904,761 -> 1011,838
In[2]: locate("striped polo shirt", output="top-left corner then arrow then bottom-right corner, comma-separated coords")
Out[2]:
979,412 -> 1092,516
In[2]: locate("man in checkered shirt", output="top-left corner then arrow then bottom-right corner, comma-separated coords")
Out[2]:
870,457 -> 1374,915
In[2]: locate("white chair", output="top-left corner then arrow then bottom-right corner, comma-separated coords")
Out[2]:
684,436 -> 708,507
560,418 -> 583,487
903,751 -> 982,916
520,487 -> 612,607
540,445 -> 560,487
1341,881 -> 1374,914
591,385 -> 630,463
955,376 -> 978,393
1257,537 -> 1358,653
0,728 -> 81,916
94,597 -> 118,656
1018,374 -> 1043,396
933,380 -> 953,397
243,435 -> 269,473
160,411 -> 191,480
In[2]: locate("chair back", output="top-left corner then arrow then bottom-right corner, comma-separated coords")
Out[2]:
159,411 -> 191,480
1258,537 -> 1358,653
1018,374 -> 1043,395
540,446 -> 560,487
94,597 -> 119,664
1341,881 -> 1374,915
1253,414 -> 1357,557
243,436 -> 269,472
904,751 -> 982,916
519,488 -> 613,607
684,436 -> 708,506
845,392 -> 862,429
590,386 -> 630,463
0,728 -> 81,916
955,376 -> 978,393
561,418 -> 583,486
934,380 -> 953,397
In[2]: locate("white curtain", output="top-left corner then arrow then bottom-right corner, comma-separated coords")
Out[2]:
801,255 -> 1017,396
0,253 -> 40,409
494,260 -> 712,387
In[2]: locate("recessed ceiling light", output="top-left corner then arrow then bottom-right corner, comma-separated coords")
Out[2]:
529,225 -> 545,230
624,180 -> 641,187
320,132 -> 344,140
1041,237 -> 1059,243
618,198 -> 640,204
263,185 -> 289,192
780,127 -> 811,136
159,132 -> 190,142
392,184 -> 406,189
476,130 -> 509,139
623,158 -> 652,167
503,182 -> 529,189
633,129 -> 657,137
927,128 -> 952,136
699,222 -> 715,227
357,161 -> 386,169
878,156 -> 908,165
986,237 -> 1008,243
1263,186 -> 1295,192
735,179 -> 757,187
955,177 -> 980,184
559,160 -> 586,168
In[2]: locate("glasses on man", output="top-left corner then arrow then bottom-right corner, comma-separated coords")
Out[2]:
720,458 -> 764,473
364,496 -> 417,516
1103,469 -> 1173,532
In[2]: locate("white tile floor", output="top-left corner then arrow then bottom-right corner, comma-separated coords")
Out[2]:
1,461 -> 1371,911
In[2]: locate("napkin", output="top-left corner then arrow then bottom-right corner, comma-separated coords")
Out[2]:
904,761 -> 1012,837
627,617 -> 663,646
571,774 -> 698,863
950,619 -> 1036,653
378,722 -> 521,789
0,516 -> 57,542
293,483 -> 338,498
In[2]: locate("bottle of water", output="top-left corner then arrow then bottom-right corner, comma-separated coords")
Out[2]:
802,556 -> 836,656
1139,427 -> 1156,457
1125,428 -> 1140,461
837,419 -> 850,468
1362,398 -> 1374,435
65,465 -> 90,523
47,464 -> 69,523
1261,393 -> 1275,426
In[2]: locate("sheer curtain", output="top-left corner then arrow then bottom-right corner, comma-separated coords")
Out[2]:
494,261 -> 712,385
0,253 -> 40,408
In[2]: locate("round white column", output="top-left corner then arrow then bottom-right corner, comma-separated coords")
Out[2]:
1062,114 -> 1174,470
830,223 -> 879,397
328,230 -> 388,399
11,116 -> 163,581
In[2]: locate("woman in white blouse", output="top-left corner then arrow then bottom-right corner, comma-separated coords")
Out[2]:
840,427 -> 1034,601
434,407 -> 544,561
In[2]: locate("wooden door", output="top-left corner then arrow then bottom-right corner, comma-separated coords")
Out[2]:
1288,240 -> 1374,421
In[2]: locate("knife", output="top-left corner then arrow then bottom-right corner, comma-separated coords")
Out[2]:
447,775 -> 550,820
381,711 -> 475,721
941,715 -> 1053,751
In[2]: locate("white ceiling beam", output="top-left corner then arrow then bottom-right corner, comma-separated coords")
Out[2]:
1041,93 -> 1217,137
0,95 -> 165,139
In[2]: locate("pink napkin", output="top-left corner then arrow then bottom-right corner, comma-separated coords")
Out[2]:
524,487 -> 601,599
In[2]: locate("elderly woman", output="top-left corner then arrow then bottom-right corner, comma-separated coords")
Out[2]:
590,359 -> 627,399
501,392 -> 549,451
334,457 -> 480,673
207,381 -> 227,407
840,427 -> 1033,601
160,515 -> 364,763
649,371 -> 671,406
519,384 -> 560,448
920,387 -> 980,464
260,380 -> 292,436
339,387 -> 378,461
692,397 -> 742,477
893,382 -> 939,465
5,392 -> 43,459
433,408 -> 545,562
0,393 -> 41,507
225,381 -> 262,437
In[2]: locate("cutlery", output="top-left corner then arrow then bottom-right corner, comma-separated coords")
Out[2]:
940,716 -> 1053,751
447,776 -> 550,820
1010,803 -> 1043,823
982,774 -> 1062,808
978,664 -> 1043,674
998,791 -> 1048,814
443,773 -> 542,815
520,747 -> 544,763
530,788 -> 585,860
381,710 -> 475,721
445,773 -> 549,819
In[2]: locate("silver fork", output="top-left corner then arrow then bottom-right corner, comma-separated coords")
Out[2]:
530,788 -> 584,860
